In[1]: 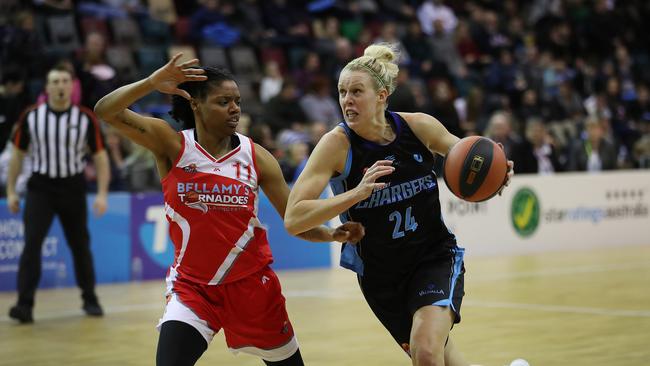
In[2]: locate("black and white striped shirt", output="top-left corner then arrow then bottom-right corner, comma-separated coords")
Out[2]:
12,102 -> 105,178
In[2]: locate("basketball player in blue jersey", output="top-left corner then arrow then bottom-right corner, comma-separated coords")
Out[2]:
285,43 -> 514,366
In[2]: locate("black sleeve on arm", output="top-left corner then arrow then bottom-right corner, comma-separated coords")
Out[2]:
11,106 -> 34,151
81,106 -> 105,153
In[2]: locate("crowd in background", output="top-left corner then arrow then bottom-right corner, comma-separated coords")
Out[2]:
1,0 -> 649,194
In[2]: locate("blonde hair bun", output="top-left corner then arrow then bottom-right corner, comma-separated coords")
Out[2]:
363,44 -> 397,64
343,43 -> 400,95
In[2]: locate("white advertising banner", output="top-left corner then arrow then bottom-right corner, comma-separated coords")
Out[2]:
439,170 -> 650,256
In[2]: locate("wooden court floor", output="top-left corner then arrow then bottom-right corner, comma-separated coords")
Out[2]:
1,245 -> 649,366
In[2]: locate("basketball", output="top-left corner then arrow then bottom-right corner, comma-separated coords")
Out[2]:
443,136 -> 508,202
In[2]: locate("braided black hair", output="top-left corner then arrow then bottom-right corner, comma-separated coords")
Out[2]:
169,67 -> 236,129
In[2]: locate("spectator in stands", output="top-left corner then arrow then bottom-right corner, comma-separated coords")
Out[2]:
376,0 -> 414,20
462,86 -> 485,135
292,51 -> 323,95
454,19 -> 484,71
0,67 -> 30,152
189,0 -> 225,44
327,37 -> 355,81
485,48 -> 525,105
483,11 -> 513,58
75,31 -> 118,108
298,76 -> 341,127
3,0 -> 649,176
517,88 -> 545,125
429,19 -> 463,79
308,121 -> 327,150
388,69 -> 418,113
262,79 -> 308,135
426,80 -> 465,139
103,126 -> 129,191
627,84 -> 650,134
261,0 -> 310,47
568,116 -> 618,172
122,143 -> 160,192
417,0 -> 457,36
259,60 -> 283,103
233,0 -> 266,44
550,81 -> 585,121
373,20 -> 409,66
311,16 -> 341,58
484,110 -> 522,159
401,19 -> 435,78
279,141 -> 308,183
0,68 -> 32,198
236,112 -> 251,135
0,10 -> 45,78
632,135 -> 650,168
249,122 -> 276,155
515,118 -> 564,175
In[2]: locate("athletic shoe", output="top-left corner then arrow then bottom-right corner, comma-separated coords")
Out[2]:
83,302 -> 104,317
9,305 -> 33,324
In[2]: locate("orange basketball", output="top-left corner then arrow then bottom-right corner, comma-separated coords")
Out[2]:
443,136 -> 508,202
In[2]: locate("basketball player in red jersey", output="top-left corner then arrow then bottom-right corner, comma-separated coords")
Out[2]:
95,54 -> 364,366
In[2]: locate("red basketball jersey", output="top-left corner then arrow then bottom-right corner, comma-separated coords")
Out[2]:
161,130 -> 273,285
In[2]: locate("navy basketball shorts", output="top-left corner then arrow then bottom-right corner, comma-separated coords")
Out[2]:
357,246 -> 465,349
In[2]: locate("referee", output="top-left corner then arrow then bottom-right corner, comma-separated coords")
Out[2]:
6,63 -> 110,323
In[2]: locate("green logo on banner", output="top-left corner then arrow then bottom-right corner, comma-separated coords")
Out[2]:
511,188 -> 540,237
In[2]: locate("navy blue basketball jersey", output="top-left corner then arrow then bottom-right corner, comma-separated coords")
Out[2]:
330,111 -> 455,276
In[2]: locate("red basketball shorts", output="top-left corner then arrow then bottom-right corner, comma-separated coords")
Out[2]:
157,265 -> 298,361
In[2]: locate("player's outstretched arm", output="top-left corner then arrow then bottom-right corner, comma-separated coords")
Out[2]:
255,142 -> 364,243
285,129 -> 393,236
401,112 -> 514,189
94,53 -> 206,158
398,112 -> 460,156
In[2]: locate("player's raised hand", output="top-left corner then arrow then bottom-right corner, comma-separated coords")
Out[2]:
147,53 -> 207,100
332,222 -> 365,244
355,160 -> 394,200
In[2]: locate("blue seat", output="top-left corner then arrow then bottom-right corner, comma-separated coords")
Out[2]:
137,46 -> 168,78
229,46 -> 260,78
199,46 -> 229,69
110,17 -> 142,47
140,17 -> 171,45
46,15 -> 80,52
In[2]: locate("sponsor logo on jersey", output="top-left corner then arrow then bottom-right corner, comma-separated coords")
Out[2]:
182,163 -> 198,173
177,182 -> 251,212
418,283 -> 444,296
355,174 -> 437,209
183,191 -> 209,213
511,187 -> 540,237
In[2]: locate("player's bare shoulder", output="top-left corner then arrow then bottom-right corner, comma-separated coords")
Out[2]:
315,126 -> 351,152
396,112 -> 437,127
309,126 -> 350,174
